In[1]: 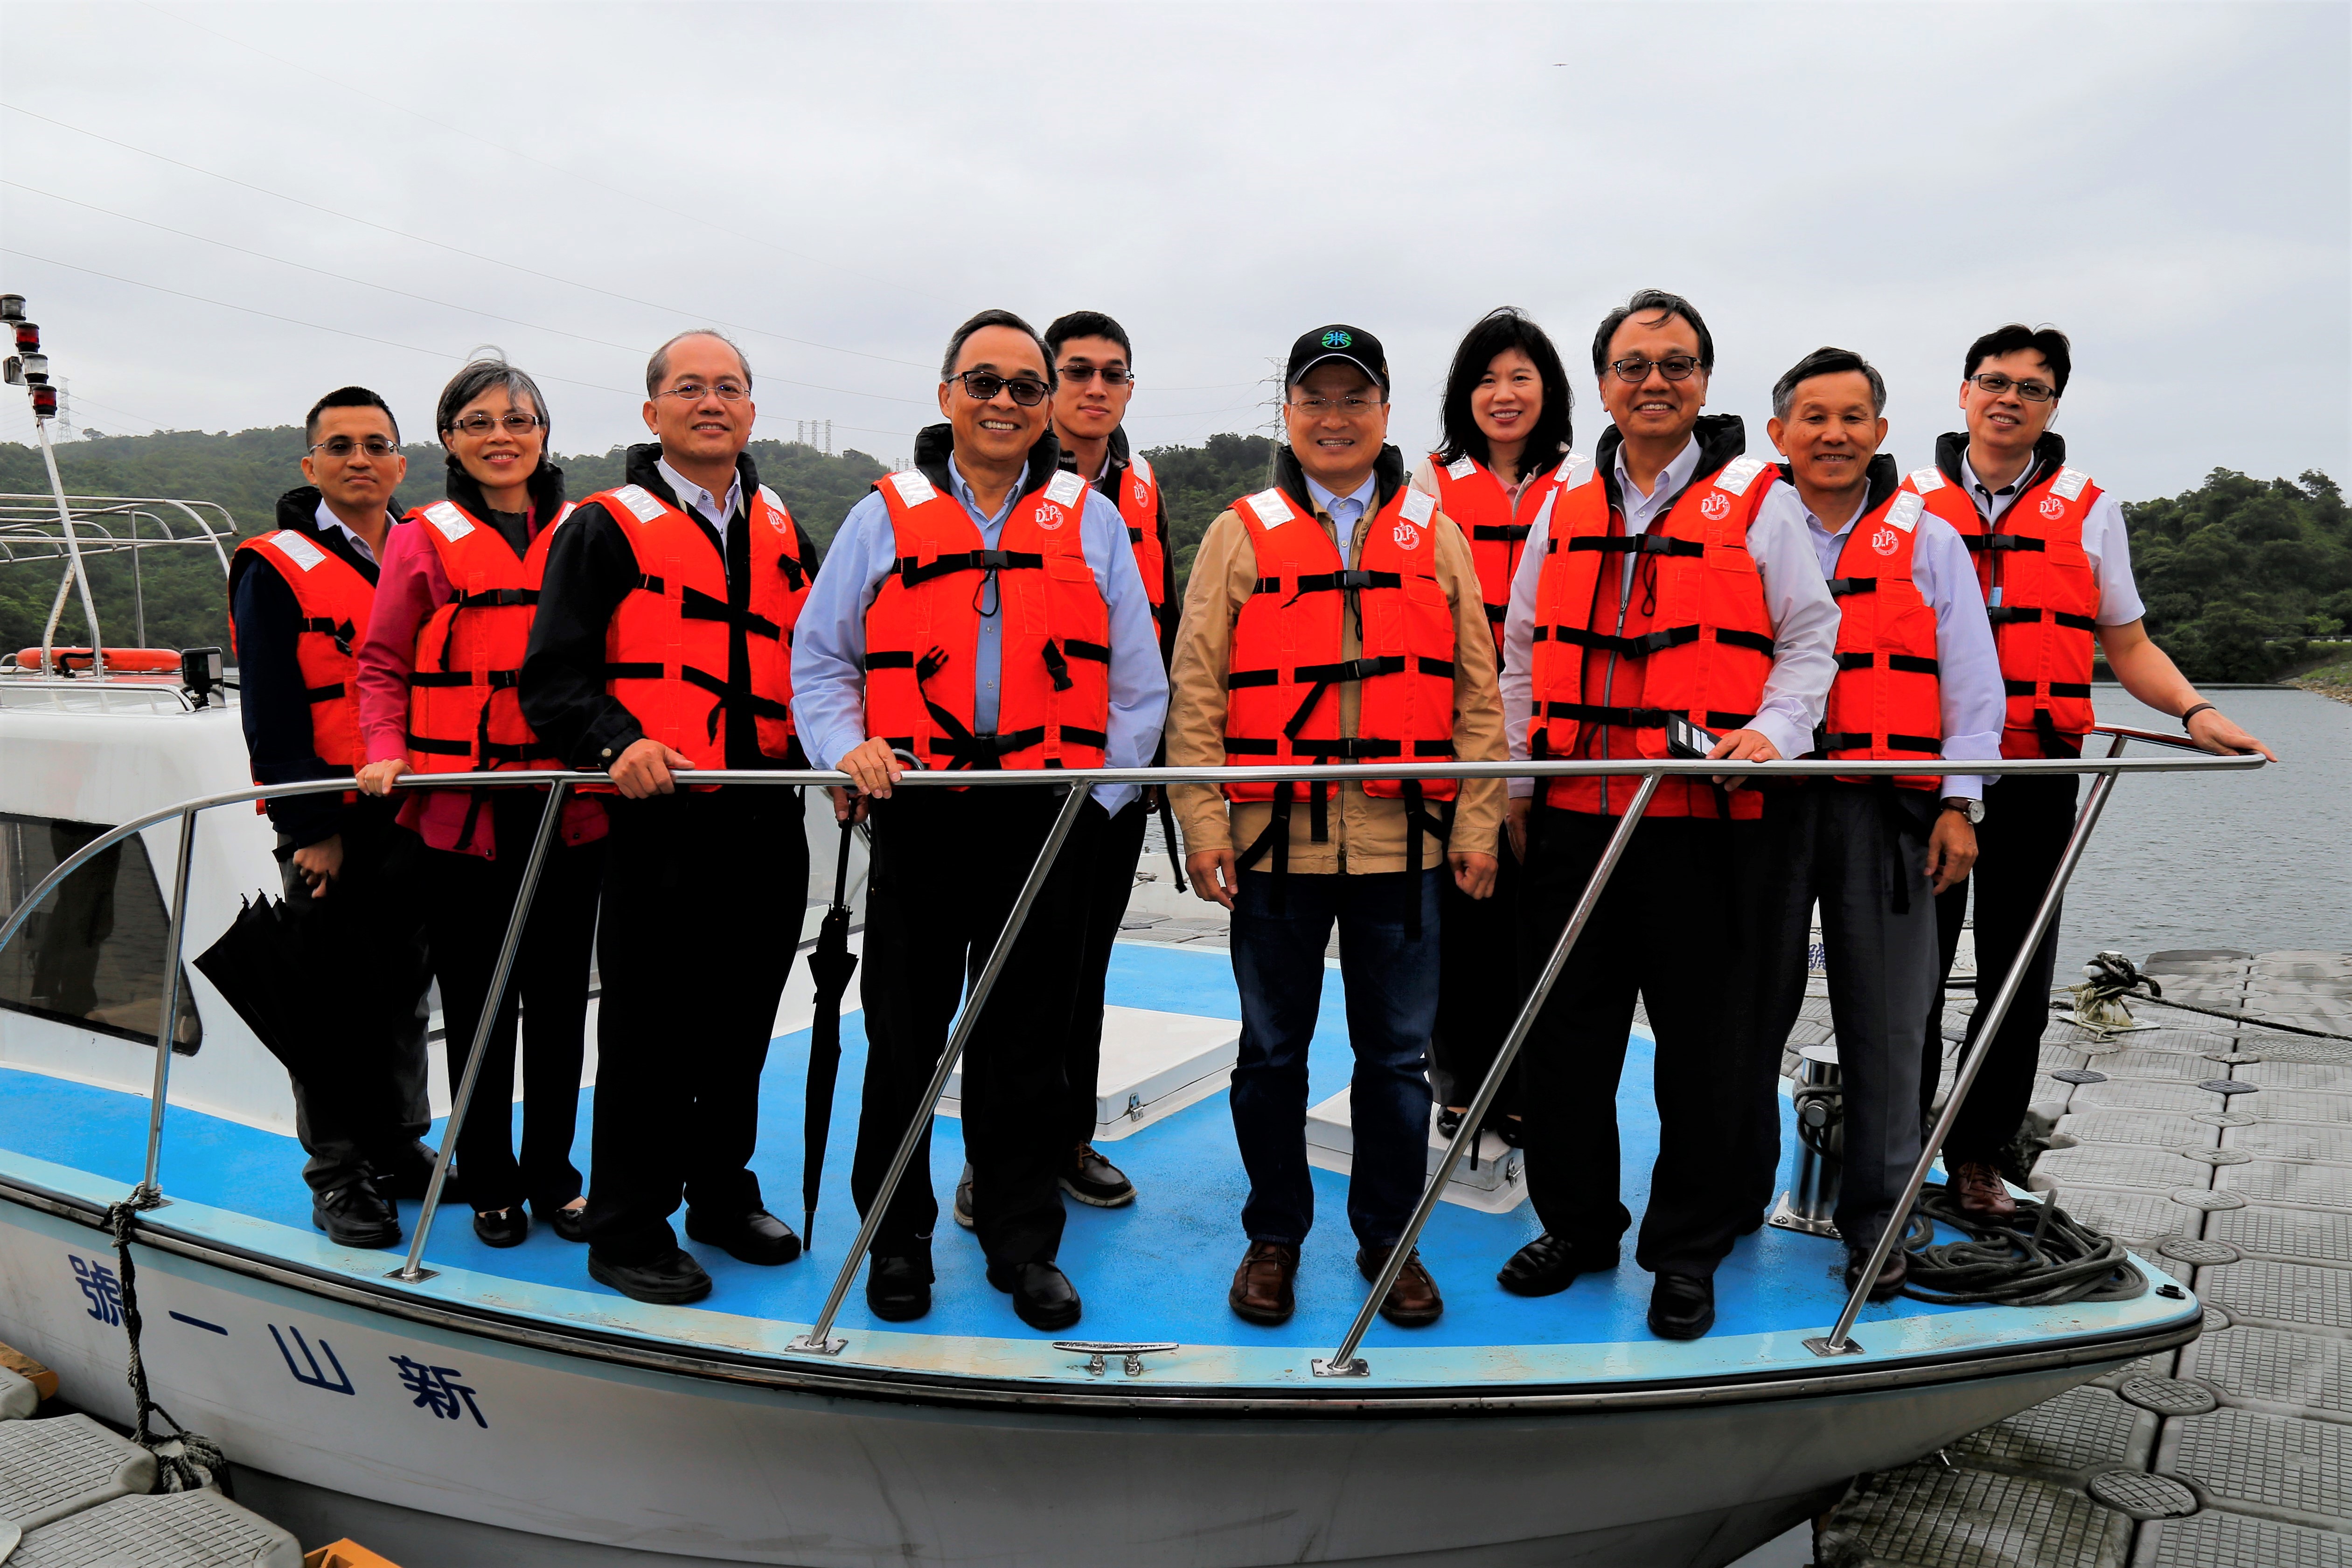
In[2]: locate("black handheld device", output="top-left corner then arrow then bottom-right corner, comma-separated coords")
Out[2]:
1664,715 -> 1719,760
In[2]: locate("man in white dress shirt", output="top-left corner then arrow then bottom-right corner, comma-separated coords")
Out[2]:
1745,347 -> 2003,1301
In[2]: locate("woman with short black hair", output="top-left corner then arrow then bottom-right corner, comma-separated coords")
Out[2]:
1410,308 -> 1579,1144
354,353 -> 607,1249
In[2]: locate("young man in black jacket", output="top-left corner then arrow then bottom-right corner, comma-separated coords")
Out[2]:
227,386 -> 437,1248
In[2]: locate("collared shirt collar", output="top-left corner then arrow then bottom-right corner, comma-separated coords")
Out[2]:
1961,449 -> 2040,523
657,456 -> 743,540
1612,436 -> 1700,523
312,496 -> 381,565
945,453 -> 1023,527
1303,472 -> 1377,566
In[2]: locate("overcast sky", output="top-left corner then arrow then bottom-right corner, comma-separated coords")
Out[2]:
4,2 -> 2345,503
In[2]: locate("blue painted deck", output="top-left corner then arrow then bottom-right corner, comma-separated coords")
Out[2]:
0,941 -> 2194,1382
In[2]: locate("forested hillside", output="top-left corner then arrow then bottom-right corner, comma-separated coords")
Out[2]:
4,425 -> 2338,686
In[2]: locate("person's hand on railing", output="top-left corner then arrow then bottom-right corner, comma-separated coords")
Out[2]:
355,757 -> 411,797
1187,848 -> 1238,910
1451,850 -> 1498,900
1505,797 -> 1531,861
837,737 -> 905,800
2185,706 -> 2276,761
608,738 -> 695,799
290,834 -> 344,897
1925,807 -> 1977,895
1708,728 -> 1781,787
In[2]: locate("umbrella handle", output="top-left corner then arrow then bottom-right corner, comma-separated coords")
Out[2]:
831,814 -> 856,914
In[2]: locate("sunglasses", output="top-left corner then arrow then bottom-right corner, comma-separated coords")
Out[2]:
1058,366 -> 1133,386
309,437 -> 399,459
1607,354 -> 1702,384
949,371 -> 1050,407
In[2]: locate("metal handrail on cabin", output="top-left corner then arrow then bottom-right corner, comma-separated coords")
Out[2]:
0,735 -> 2266,1373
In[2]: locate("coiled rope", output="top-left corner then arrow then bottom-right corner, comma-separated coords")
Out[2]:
104,1201 -> 230,1494
1901,1183 -> 2148,1307
2059,951 -> 2352,1042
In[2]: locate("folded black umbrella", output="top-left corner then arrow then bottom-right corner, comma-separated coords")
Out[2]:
801,819 -> 861,1249
194,892 -> 372,1116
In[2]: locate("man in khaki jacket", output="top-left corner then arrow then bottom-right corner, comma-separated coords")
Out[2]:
1170,325 -> 1505,1330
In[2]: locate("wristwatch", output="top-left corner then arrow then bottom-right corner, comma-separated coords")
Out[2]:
1941,797 -> 1985,824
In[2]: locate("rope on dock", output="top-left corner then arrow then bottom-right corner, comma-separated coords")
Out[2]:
1902,1185 -> 2148,1307
104,1202 -> 229,1494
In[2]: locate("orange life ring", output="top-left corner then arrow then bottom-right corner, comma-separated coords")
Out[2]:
11,647 -> 187,673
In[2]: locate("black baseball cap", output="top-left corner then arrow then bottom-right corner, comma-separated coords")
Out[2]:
1286,325 -> 1390,394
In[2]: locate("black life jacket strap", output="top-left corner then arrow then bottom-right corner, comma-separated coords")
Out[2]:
1471,523 -> 1531,542
679,583 -> 780,640
894,548 -> 1046,588
2004,679 -> 2092,699
1987,606 -> 2098,631
450,587 -> 539,610
1568,534 -> 1704,558
1835,652 -> 1941,676
297,617 -> 357,656
1964,534 -> 2046,554
1825,577 -> 1878,597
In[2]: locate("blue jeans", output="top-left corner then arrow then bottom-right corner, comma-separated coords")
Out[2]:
1229,870 -> 1439,1249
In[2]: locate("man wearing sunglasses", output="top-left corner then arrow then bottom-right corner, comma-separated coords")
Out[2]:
1166,325 -> 1506,1332
228,385 -> 439,1249
1905,324 -> 2273,1220
1497,290 -> 1840,1339
521,330 -> 815,1306
793,309 -> 1168,1332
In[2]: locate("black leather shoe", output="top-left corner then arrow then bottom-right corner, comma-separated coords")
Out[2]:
313,1177 -> 401,1249
953,1164 -> 975,1230
372,1145 -> 459,1204
684,1207 -> 801,1266
587,1248 -> 711,1305
866,1255 -> 932,1322
1496,1233 -> 1619,1297
472,1206 -> 529,1248
534,1197 -> 590,1243
1060,1145 -> 1134,1207
987,1260 -> 1082,1331
1846,1245 -> 1910,1304
1435,1106 -> 1465,1139
1648,1272 -> 1716,1340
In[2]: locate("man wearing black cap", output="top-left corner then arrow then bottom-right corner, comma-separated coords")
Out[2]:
1166,326 -> 1506,1329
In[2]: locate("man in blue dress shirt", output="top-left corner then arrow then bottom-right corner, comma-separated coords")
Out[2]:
793,309 -> 1168,1331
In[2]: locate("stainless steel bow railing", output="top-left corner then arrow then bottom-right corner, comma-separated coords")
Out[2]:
0,734 -> 2263,1372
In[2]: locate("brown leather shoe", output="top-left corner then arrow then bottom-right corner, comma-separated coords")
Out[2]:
1358,1244 -> 1444,1327
1228,1242 -> 1299,1325
1845,1244 -> 1909,1303
1951,1160 -> 2019,1221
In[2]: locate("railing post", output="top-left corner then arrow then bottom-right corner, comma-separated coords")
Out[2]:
132,807 -> 198,1207
1806,734 -> 2131,1357
1315,772 -> 1663,1378
390,781 -> 570,1284
792,782 -> 1092,1355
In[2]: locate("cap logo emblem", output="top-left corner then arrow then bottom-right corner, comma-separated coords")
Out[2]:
2039,494 -> 2066,519
1322,330 -> 1352,349
1872,527 -> 1900,556
1700,493 -> 1732,520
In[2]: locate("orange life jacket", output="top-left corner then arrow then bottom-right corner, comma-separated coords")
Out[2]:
1525,452 -> 1780,818
404,498 -> 572,776
1114,451 -> 1169,647
1428,450 -> 1575,656
594,480 -> 808,773
862,467 -> 1110,773
1905,460 -> 2101,758
1816,487 -> 1943,791
229,528 -> 376,773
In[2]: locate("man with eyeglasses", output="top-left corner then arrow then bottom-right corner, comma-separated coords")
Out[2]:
228,385 -> 438,1248
1903,324 -> 2273,1219
521,329 -> 815,1306
793,308 -> 1167,1332
1166,325 -> 1505,1331
1497,289 -> 1839,1339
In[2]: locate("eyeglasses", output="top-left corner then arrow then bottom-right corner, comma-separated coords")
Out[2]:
1058,366 -> 1133,387
445,413 -> 544,436
1287,394 -> 1384,416
949,371 -> 1051,407
1969,372 -> 2057,403
1607,354 -> 1702,384
309,437 -> 399,459
654,380 -> 750,402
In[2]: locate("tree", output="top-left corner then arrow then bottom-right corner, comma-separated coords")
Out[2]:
2122,467 -> 2348,682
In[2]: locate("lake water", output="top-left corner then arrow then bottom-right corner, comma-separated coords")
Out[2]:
2058,687 -> 2349,962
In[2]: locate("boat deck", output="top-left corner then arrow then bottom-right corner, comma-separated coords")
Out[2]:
0,939 -> 2191,1396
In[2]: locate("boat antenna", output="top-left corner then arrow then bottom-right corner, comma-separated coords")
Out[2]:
3,296 -> 109,680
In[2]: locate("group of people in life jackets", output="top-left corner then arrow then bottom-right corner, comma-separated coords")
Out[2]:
227,289 -> 2273,1342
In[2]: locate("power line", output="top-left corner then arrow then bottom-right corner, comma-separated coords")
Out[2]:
0,101 -> 937,376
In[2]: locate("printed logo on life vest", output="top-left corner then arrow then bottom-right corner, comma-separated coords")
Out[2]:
1700,493 -> 1732,520
1871,527 -> 1900,556
1036,501 -> 1069,531
2039,495 -> 2066,520
1322,330 -> 1352,349
1132,479 -> 1148,506
1392,521 -> 1422,550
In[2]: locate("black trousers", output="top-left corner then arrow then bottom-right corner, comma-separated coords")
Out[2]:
422,791 -> 605,1216
1517,808 -> 1781,1279
1753,785 -> 1936,1253
1433,820 -> 1526,1116
1065,795 -> 1150,1145
586,788 -> 807,1265
852,785 -> 1097,1271
276,802 -> 433,1194
1928,773 -> 2081,1162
